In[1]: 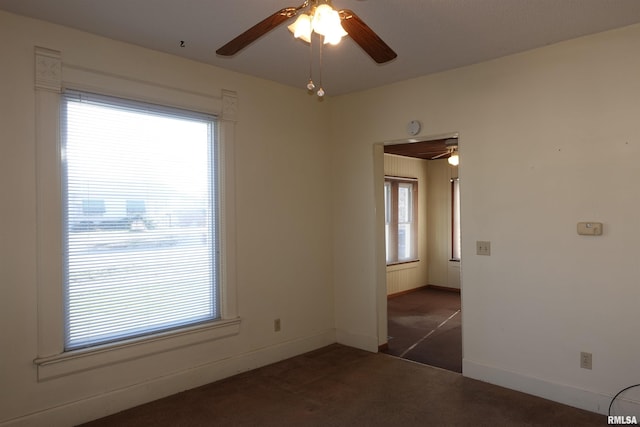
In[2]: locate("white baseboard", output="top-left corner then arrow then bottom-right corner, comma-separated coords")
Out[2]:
463,358 -> 613,415
335,328 -> 379,353
2,330 -> 336,427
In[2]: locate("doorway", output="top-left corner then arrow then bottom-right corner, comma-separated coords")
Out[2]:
379,137 -> 462,373
385,287 -> 461,372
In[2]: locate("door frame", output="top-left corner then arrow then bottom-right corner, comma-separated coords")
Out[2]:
373,132 -> 462,350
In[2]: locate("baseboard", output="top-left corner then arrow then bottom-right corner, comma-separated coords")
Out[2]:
335,328 -> 378,353
387,284 -> 461,299
463,358 -> 614,415
1,330 -> 336,427
426,284 -> 460,294
387,285 -> 429,299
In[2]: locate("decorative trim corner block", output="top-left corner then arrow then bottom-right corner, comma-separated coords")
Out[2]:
222,90 -> 238,122
35,47 -> 62,92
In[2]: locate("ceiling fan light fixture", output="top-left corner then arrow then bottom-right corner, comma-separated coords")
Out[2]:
288,4 -> 346,45
311,4 -> 335,35
288,13 -> 312,43
312,4 -> 347,44
217,1 -> 397,63
323,30 -> 345,45
448,151 -> 459,166
217,0 -> 396,97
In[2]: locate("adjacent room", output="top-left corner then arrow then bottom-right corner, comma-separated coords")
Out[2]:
2,1 -> 640,425
382,139 -> 463,372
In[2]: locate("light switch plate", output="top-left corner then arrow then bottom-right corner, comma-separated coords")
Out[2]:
577,222 -> 602,236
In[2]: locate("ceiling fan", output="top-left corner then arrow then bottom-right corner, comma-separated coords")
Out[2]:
430,139 -> 459,165
430,148 -> 454,160
216,0 -> 397,64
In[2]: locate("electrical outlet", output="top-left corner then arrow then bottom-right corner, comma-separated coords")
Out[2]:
274,318 -> 281,332
580,351 -> 592,370
476,241 -> 491,256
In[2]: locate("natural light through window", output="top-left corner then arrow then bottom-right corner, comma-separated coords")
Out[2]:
397,182 -> 413,261
385,177 -> 418,264
63,91 -> 219,350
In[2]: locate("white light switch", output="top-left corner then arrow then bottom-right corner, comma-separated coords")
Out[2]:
577,222 -> 602,236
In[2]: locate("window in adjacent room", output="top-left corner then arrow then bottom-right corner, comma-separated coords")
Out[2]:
385,177 -> 418,264
62,90 -> 220,350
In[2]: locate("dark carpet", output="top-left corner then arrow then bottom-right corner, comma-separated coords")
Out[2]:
82,344 -> 604,426
385,287 -> 462,372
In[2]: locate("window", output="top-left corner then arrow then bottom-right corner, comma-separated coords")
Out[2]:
82,199 -> 106,216
385,177 -> 418,264
34,49 -> 239,380
451,178 -> 461,261
126,199 -> 146,216
62,91 -> 219,350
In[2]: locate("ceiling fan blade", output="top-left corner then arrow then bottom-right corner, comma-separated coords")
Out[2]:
216,7 -> 299,56
430,152 -> 450,160
339,9 -> 397,64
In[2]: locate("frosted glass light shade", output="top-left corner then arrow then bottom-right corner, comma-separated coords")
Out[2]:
313,5 -> 347,44
288,13 -> 312,43
289,5 -> 347,45
312,4 -> 335,36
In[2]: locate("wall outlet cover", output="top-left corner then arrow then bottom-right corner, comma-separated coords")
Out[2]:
580,351 -> 592,370
476,241 -> 491,256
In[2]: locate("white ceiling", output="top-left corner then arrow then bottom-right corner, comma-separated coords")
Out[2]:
3,0 -> 640,96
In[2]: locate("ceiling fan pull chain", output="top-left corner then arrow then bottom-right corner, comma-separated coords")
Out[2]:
307,31 -> 315,91
317,35 -> 325,97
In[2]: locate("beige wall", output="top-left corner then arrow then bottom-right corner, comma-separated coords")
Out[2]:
0,11 -> 334,425
383,154 -> 429,295
332,23 -> 640,414
426,159 -> 460,289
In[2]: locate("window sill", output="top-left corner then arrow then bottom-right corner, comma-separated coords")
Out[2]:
386,260 -> 420,272
34,317 -> 241,381
387,259 -> 420,266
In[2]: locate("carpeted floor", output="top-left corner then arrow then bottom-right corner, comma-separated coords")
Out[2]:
82,344 -> 604,426
385,287 -> 462,372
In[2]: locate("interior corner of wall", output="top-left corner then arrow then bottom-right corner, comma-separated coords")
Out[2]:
335,328 -> 379,353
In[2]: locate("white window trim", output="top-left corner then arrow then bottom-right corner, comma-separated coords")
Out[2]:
384,176 -> 419,265
33,47 -> 240,381
451,177 -> 461,261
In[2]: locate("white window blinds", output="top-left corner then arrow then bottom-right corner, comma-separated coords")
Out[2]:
62,91 -> 219,350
